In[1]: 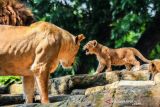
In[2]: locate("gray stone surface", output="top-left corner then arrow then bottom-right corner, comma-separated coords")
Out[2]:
1,64 -> 160,107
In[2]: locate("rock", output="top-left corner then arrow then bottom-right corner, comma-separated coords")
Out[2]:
73,81 -> 159,107
118,80 -> 155,86
9,84 -> 23,94
71,73 -> 107,88
85,86 -> 105,95
71,89 -> 86,95
120,70 -> 150,80
49,72 -> 116,95
68,81 -> 160,107
154,73 -> 160,84
131,64 -> 149,71
2,80 -> 160,107
50,73 -> 107,95
3,64 -> 160,106
0,85 -> 8,94
50,75 -> 73,95
13,102 -> 65,107
112,81 -> 159,107
0,94 -> 24,106
49,95 -> 73,102
106,71 -> 120,83
5,66 -> 151,96
85,81 -> 119,96
0,94 -> 85,106
140,64 -> 150,70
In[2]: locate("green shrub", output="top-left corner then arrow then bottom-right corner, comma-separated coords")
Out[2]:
0,76 -> 21,86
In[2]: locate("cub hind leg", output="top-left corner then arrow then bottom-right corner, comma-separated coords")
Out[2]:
130,60 -> 140,71
125,55 -> 140,71
125,64 -> 132,71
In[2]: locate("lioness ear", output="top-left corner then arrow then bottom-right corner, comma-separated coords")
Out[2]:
93,40 -> 97,47
75,34 -> 85,44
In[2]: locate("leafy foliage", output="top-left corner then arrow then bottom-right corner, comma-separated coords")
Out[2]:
150,43 -> 160,59
0,76 -> 21,86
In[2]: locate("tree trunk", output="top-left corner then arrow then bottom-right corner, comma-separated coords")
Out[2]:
135,11 -> 160,57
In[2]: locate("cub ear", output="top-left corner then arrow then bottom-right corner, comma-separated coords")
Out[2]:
75,34 -> 85,44
149,61 -> 156,71
151,62 -> 155,68
93,40 -> 97,47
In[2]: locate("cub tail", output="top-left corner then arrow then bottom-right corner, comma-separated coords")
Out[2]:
130,48 -> 150,63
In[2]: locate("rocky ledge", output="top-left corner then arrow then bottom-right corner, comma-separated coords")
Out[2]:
1,64 -> 160,107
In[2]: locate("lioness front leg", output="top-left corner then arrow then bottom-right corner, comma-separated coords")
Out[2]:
31,61 -> 50,103
34,69 -> 49,103
23,76 -> 35,103
30,39 -> 52,103
95,63 -> 105,74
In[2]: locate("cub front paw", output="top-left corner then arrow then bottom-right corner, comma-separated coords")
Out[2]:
93,72 -> 99,75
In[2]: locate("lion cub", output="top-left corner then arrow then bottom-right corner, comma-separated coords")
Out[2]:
149,59 -> 160,80
83,40 -> 150,74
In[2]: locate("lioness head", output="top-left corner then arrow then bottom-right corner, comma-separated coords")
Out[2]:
60,34 -> 85,68
83,40 -> 98,55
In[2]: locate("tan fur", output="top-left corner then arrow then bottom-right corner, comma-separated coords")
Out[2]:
0,21 -> 85,103
83,40 -> 150,74
149,59 -> 160,80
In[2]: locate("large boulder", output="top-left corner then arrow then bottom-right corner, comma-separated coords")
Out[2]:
0,85 -> 8,94
0,64 -> 152,96
2,70 -> 151,95
85,85 -> 105,95
50,75 -> 73,95
111,81 -> 160,107
10,80 -> 160,107
49,69 -> 150,95
154,73 -> 160,83
57,81 -> 160,107
1,64 -> 160,106
50,73 -> 108,95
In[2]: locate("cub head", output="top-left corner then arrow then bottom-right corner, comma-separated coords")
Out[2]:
83,40 -> 98,55
149,59 -> 160,73
60,34 -> 85,68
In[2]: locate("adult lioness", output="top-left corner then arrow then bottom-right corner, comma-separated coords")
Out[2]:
0,21 -> 85,103
83,40 -> 150,74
